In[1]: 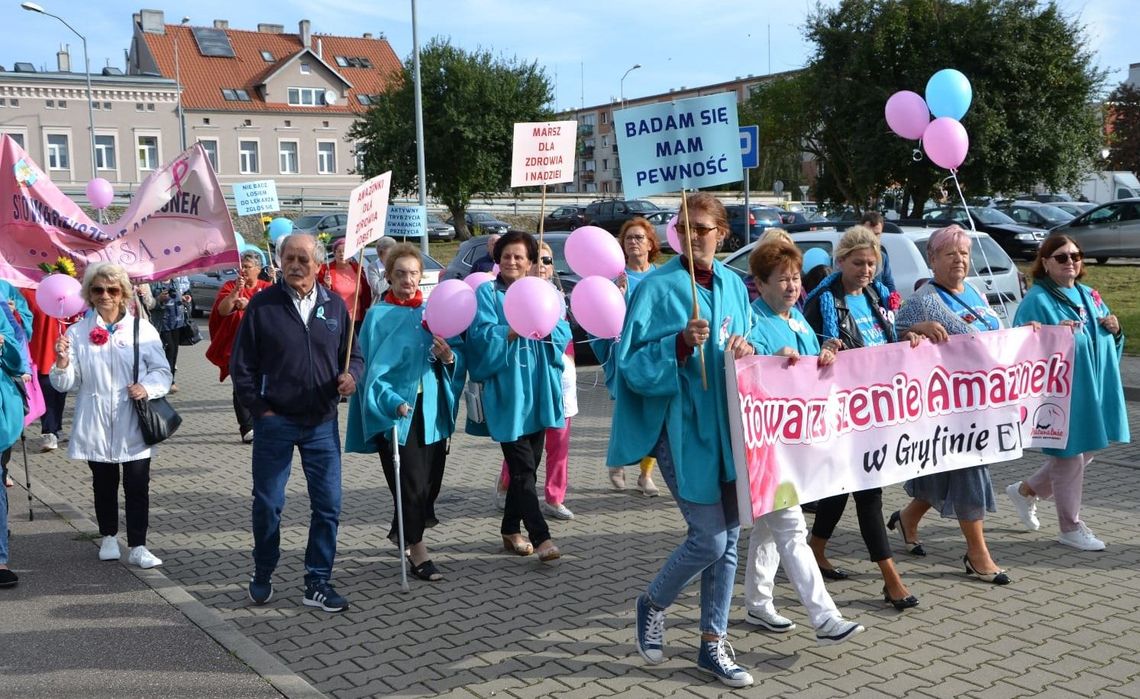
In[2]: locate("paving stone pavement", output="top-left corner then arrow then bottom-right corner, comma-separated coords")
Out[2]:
17,342 -> 1140,698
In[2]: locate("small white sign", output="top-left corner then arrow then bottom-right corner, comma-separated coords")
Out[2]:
385,205 -> 426,238
510,120 -> 577,188
344,171 -> 392,258
232,180 -> 280,216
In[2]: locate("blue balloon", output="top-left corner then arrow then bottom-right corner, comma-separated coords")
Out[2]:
802,247 -> 831,274
925,69 -> 972,121
267,217 -> 294,242
234,231 -> 247,250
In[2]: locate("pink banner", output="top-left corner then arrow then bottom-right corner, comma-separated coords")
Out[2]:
0,135 -> 238,287
727,326 -> 1076,523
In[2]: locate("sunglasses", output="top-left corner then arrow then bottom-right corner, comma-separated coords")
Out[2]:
675,223 -> 719,237
90,286 -> 122,297
1050,252 -> 1083,264
540,256 -> 554,265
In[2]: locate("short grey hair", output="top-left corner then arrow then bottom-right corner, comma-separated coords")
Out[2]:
240,251 -> 264,268
275,233 -> 327,267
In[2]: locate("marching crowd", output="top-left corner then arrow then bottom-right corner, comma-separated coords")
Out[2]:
0,193 -> 1129,688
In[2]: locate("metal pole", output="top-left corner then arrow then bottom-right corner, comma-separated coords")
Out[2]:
743,169 -> 750,230
411,0 -> 429,255
81,36 -> 96,182
175,32 -> 186,151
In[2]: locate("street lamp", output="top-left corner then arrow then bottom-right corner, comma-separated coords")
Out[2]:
174,15 -> 190,151
620,63 -> 641,109
21,2 -> 96,182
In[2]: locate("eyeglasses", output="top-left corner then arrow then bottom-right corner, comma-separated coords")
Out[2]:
90,286 -> 122,297
625,234 -> 648,242
540,256 -> 554,265
1050,251 -> 1083,264
675,223 -> 719,237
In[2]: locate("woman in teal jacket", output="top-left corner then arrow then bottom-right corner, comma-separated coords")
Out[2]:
346,244 -> 465,582
612,193 -> 761,689
1,308 -> 29,588
467,230 -> 570,563
1006,235 -> 1128,552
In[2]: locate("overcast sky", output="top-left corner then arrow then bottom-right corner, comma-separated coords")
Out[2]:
4,0 -> 1134,108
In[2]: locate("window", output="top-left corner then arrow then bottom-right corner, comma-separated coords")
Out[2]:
354,145 -> 366,173
300,62 -> 311,74
317,142 -> 336,174
46,99 -> 55,109
0,99 -> 5,106
136,103 -> 145,111
335,56 -> 349,67
58,100 -> 67,108
103,102 -> 111,110
602,158 -> 608,171
602,136 -> 609,147
137,136 -> 159,171
3,132 -> 24,148
46,134 -> 69,169
222,89 -> 252,102
94,135 -> 116,170
202,117 -> 211,125
239,140 -> 259,174
199,139 -> 219,173
278,141 -> 298,174
287,87 -> 327,106
147,103 -> 155,111
261,50 -> 274,62
357,94 -> 373,106
601,112 -> 607,124
9,99 -> 17,107
283,120 -> 292,127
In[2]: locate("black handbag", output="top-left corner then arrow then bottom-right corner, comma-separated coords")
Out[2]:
178,319 -> 202,346
133,314 -> 182,445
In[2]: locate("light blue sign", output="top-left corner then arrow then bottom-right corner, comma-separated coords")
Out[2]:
614,92 -> 743,198
385,205 -> 426,238
740,125 -> 759,169
232,180 -> 280,216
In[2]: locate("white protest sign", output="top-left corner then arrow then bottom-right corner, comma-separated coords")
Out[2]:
385,205 -> 426,238
510,120 -> 577,188
344,171 -> 392,258
232,180 -> 280,216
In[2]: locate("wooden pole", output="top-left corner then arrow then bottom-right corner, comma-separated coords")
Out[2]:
537,182 -> 547,252
679,193 -> 708,390
343,249 -> 367,375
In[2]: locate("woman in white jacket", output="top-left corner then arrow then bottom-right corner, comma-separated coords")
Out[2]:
50,263 -> 172,569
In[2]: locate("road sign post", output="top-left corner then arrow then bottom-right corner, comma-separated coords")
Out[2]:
740,125 -> 759,230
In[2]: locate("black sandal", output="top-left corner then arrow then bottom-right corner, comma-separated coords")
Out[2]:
407,557 -> 443,582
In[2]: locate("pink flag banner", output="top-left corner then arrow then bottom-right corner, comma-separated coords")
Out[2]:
727,326 -> 1076,524
0,135 -> 238,287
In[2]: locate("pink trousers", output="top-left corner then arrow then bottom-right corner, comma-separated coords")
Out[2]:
1026,453 -> 1091,533
500,419 -> 571,505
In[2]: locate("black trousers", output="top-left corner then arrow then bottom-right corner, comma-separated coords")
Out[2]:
159,328 -> 180,378
233,386 -> 254,436
38,373 -> 67,436
810,488 -> 893,562
500,430 -> 551,546
378,401 -> 446,547
88,459 -> 151,547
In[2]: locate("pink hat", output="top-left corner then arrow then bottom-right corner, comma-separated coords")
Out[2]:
332,238 -> 345,250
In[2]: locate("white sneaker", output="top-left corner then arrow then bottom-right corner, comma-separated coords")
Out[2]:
542,501 -> 575,520
39,433 -> 59,452
815,616 -> 865,645
744,608 -> 796,633
241,430 -> 254,444
1057,524 -> 1105,551
98,535 -> 121,561
128,546 -> 163,569
1005,482 -> 1040,531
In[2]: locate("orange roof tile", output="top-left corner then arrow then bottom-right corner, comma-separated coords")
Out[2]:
142,24 -> 403,113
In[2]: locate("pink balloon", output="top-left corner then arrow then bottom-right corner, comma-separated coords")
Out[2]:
492,263 -> 500,275
464,271 -> 495,290
564,225 -> 624,279
423,279 -> 476,338
35,274 -> 84,319
923,117 -> 969,170
884,90 -> 931,140
86,177 -> 114,209
570,276 -> 626,339
666,215 -> 681,254
503,277 -> 561,339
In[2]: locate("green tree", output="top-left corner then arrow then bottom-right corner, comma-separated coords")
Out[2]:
752,0 -> 1105,216
738,74 -> 812,197
1106,83 -> 1140,173
349,39 -> 553,239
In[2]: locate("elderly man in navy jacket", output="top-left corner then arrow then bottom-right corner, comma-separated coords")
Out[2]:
231,233 -> 364,612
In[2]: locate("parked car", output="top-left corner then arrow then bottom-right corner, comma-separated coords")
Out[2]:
541,206 -> 586,232
920,206 -> 1046,260
994,201 -> 1073,229
1052,201 -> 1097,218
426,212 -> 456,241
725,204 -> 784,251
292,212 -> 348,237
644,210 -> 678,251
1048,198 -> 1140,263
582,199 -> 660,234
722,226 -> 1024,322
187,268 -> 239,317
446,211 -> 510,236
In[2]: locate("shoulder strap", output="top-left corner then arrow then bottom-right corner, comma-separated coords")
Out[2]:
133,313 -> 140,384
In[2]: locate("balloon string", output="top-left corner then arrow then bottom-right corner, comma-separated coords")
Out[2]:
946,169 -> 1012,323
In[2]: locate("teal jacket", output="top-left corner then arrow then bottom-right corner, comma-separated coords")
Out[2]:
466,280 -> 571,443
0,280 -> 32,342
1013,282 -> 1129,457
1,310 -> 28,452
345,301 -> 465,453
751,297 -> 821,356
607,257 -> 763,504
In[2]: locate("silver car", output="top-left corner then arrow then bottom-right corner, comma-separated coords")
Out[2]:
1048,198 -> 1140,264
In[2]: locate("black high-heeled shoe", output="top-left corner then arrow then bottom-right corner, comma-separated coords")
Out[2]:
963,555 -> 1011,585
886,510 -> 926,557
882,585 -> 919,610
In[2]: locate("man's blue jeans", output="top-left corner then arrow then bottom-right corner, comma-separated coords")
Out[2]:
646,430 -> 740,637
251,415 -> 342,586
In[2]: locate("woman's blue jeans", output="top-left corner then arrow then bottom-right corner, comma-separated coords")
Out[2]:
645,430 -> 740,636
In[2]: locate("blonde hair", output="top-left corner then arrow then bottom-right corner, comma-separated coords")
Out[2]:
834,225 -> 881,266
81,262 -> 133,314
759,227 -> 793,246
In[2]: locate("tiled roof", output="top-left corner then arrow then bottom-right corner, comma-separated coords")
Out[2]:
141,24 -> 402,113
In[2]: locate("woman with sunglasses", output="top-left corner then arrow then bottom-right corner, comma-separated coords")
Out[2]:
50,263 -> 172,569
613,193 -> 760,688
1006,235 -> 1128,551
